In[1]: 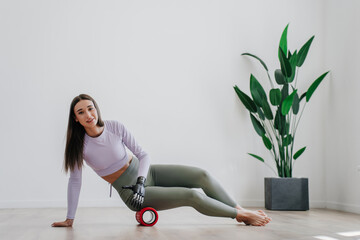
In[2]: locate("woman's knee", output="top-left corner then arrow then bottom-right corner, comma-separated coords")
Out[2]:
197,169 -> 213,186
186,189 -> 205,204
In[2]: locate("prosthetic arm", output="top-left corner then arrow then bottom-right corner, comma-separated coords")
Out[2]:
122,176 -> 146,210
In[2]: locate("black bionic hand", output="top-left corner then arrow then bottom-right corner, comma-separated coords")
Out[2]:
122,176 -> 146,210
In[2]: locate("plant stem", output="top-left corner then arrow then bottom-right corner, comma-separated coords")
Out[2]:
258,115 -> 279,162
264,161 -> 278,176
290,101 -> 307,172
254,114 -> 280,176
290,135 -> 296,173
286,114 -> 290,177
269,121 -> 280,167
294,102 -> 307,136
266,72 -> 275,89
290,100 -> 298,174
280,137 -> 285,177
269,119 -> 281,143
292,156 -> 297,170
294,67 -> 299,89
289,68 -> 300,175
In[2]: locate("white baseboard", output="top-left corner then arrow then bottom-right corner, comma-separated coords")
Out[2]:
239,200 -> 326,209
310,200 -> 327,208
238,200 -> 360,214
325,201 -> 360,214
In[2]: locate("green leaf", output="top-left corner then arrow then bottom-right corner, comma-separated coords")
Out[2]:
282,134 -> 292,146
274,109 -> 282,130
297,36 -> 314,67
242,53 -> 268,71
294,147 -> 306,160
292,92 -> 300,114
256,105 -> 265,120
300,92 -> 307,102
250,113 -> 265,136
287,50 -> 297,83
281,84 -> 289,101
275,109 -> 287,136
278,24 -> 289,60
233,85 -> 257,112
281,90 -> 298,115
249,75 -> 265,107
250,75 -> 274,120
279,47 -> 292,78
306,71 -> 329,102
251,87 -> 263,108
261,98 -> 274,120
274,69 -> 286,85
262,134 -> 272,150
269,88 -> 281,106
248,153 -> 264,163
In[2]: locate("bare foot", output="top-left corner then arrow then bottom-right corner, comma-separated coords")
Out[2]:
257,210 -> 267,216
236,209 -> 271,226
236,205 -> 268,217
236,205 -> 269,217
51,219 -> 74,227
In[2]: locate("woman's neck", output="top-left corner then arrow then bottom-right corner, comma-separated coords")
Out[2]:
85,125 -> 104,137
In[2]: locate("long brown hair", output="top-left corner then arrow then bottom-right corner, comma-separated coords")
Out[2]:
64,94 -> 104,173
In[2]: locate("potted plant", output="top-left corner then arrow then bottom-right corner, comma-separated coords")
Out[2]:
233,24 -> 329,210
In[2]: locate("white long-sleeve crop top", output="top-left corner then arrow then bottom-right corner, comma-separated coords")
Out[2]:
66,120 -> 151,219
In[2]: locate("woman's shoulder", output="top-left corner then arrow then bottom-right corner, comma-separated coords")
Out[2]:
104,120 -> 124,134
104,119 -> 124,127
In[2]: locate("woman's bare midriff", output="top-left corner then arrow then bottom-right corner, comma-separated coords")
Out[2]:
101,155 -> 133,184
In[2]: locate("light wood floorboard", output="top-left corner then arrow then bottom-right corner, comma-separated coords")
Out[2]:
1,207 -> 360,240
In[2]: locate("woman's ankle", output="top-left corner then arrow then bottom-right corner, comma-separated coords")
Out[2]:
236,204 -> 244,210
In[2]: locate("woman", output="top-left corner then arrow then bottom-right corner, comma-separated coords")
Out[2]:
52,94 -> 271,227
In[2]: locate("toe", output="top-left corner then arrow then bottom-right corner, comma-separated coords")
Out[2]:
259,210 -> 268,216
257,210 -> 265,216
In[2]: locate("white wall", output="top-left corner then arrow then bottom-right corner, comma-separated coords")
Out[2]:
0,0 -> 348,214
323,0 -> 360,214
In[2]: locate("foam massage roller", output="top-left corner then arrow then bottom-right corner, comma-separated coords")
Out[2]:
135,207 -> 158,226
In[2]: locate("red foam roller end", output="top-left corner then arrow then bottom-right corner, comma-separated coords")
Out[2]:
135,207 -> 158,226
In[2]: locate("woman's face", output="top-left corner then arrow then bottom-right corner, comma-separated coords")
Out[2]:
73,100 -> 99,128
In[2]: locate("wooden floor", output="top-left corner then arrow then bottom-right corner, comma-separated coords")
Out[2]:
1,207 -> 360,240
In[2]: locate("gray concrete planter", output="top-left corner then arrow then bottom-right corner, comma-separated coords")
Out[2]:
265,177 -> 309,210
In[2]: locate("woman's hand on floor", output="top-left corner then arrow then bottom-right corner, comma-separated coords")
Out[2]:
51,219 -> 74,227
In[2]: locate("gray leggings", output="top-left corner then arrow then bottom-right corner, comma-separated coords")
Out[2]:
112,156 -> 238,219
